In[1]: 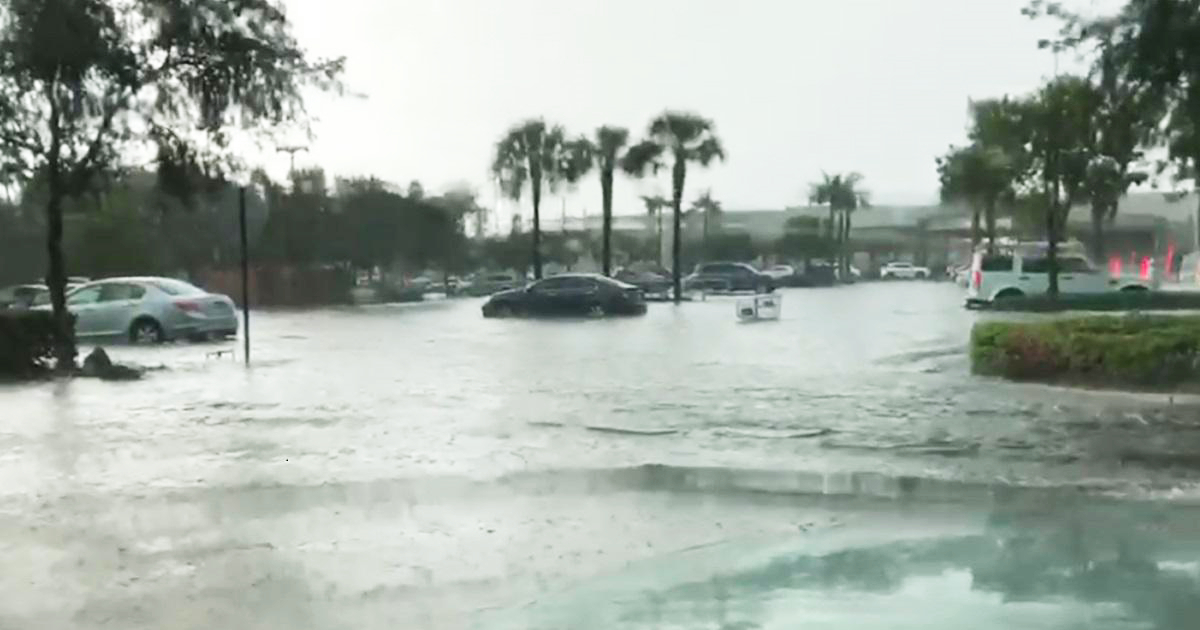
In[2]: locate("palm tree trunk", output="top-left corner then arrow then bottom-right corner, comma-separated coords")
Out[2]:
843,209 -> 853,279
671,160 -> 686,303
656,209 -> 663,265
1091,202 -> 1106,263
985,198 -> 997,254
970,207 -> 981,251
531,175 -> 543,279
827,207 -> 835,241
601,167 -> 614,276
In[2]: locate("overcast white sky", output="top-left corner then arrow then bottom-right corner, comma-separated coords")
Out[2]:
274,0 -> 1118,227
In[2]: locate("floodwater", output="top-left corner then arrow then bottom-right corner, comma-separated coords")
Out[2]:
2,282 -> 1200,629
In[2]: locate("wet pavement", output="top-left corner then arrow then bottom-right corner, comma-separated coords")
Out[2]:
2,282 -> 1200,628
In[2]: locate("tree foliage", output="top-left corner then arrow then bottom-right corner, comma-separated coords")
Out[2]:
491,119 -> 590,279
623,111 -> 725,301
0,0 -> 342,369
808,172 -> 868,278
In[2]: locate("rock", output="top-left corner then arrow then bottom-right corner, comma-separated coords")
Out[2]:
80,347 -> 143,381
81,348 -> 113,377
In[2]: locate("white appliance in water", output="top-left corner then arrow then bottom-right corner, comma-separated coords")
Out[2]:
736,294 -> 782,322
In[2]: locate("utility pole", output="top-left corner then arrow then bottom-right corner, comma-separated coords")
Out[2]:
276,145 -> 308,177
239,186 -> 251,366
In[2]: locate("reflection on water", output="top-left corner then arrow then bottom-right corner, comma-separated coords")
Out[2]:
2,284 -> 1200,628
495,497 -> 1200,630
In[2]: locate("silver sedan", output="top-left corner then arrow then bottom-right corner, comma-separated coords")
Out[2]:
39,277 -> 239,344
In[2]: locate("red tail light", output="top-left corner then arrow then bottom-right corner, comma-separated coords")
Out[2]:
1140,257 -> 1152,280
174,300 -> 202,312
973,270 -> 982,289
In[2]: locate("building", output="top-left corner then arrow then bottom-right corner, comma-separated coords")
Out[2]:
541,192 -> 1197,273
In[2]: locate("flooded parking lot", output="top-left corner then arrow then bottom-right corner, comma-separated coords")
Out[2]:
3,282 -> 1200,628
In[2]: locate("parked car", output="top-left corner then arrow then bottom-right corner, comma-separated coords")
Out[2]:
880,261 -> 930,280
966,251 -> 1155,305
614,266 -> 672,295
0,284 -> 47,310
34,277 -> 237,343
762,264 -> 796,281
482,274 -> 646,318
465,272 -> 525,297
683,262 -> 775,293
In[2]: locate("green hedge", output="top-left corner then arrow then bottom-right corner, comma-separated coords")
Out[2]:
971,315 -> 1200,388
982,291 -> 1200,312
0,311 -> 59,379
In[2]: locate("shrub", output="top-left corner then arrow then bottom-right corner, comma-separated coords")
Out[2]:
971,315 -> 1200,388
0,311 -> 59,379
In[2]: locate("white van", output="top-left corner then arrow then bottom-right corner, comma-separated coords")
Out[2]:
966,248 -> 1156,305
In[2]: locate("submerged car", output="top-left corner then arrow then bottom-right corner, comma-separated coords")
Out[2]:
683,262 -> 774,293
465,271 -> 525,297
614,266 -> 672,295
482,273 -> 646,317
880,261 -> 930,279
0,284 -> 46,310
36,277 -> 238,343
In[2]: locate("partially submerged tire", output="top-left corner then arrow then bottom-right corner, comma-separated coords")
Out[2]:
129,318 -> 164,344
1119,285 -> 1149,293
993,289 -> 1025,301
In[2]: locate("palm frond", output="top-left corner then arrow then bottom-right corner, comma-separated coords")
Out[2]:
622,140 -> 665,177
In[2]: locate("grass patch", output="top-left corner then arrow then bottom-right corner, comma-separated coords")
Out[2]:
971,315 -> 1200,390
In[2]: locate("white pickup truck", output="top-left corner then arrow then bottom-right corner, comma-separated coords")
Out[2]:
880,261 -> 930,280
966,250 -> 1156,304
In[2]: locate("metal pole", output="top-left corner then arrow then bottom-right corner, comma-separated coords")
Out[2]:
239,186 -> 250,366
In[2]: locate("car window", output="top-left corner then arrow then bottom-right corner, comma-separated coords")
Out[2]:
1021,257 -> 1051,273
531,277 -> 573,292
31,291 -> 50,307
67,286 -> 102,306
1060,257 -> 1095,273
151,279 -> 205,296
980,255 -> 1014,272
99,283 -> 146,302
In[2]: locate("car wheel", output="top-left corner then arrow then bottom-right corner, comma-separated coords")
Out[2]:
129,318 -> 164,344
1120,285 -> 1149,293
993,289 -> 1025,301
917,272 -> 927,280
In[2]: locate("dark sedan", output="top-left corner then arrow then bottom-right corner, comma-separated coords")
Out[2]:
683,262 -> 775,293
482,274 -> 647,318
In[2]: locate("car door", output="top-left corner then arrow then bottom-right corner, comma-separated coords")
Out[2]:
557,277 -> 602,314
1059,257 -> 1107,294
1018,256 -> 1052,294
525,277 -> 572,315
95,283 -> 147,335
65,286 -> 105,337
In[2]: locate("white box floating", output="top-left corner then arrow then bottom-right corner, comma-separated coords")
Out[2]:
736,294 -> 782,322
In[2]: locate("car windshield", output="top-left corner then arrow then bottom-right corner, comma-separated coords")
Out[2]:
2,2 -> 1197,628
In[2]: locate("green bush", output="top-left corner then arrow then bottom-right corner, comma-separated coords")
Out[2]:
971,315 -> 1200,388
0,311 -> 59,379
984,291 -> 1200,312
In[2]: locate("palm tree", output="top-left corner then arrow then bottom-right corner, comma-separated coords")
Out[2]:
688,189 -> 723,256
808,173 -> 868,280
641,194 -> 669,264
491,119 -> 590,279
623,112 -> 726,302
937,144 -> 1013,253
579,126 -> 630,275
